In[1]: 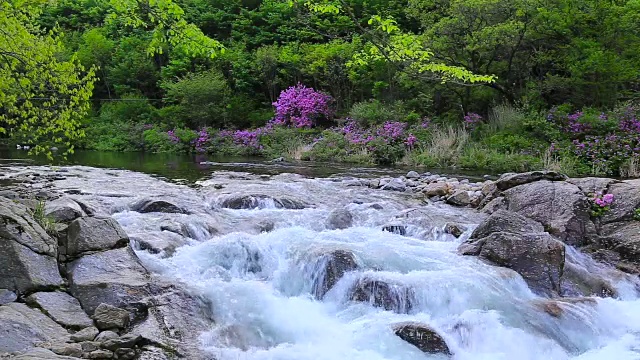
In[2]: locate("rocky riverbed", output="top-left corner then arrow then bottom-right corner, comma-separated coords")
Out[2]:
1,165 -> 640,359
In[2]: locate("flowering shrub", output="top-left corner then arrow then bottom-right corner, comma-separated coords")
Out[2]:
167,130 -> 180,143
272,84 -> 334,128
193,128 -> 210,152
464,113 -> 483,131
591,192 -> 614,217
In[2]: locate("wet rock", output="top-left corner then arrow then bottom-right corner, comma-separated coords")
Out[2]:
220,194 -> 308,210
25,291 -> 93,329
350,277 -> 413,313
130,198 -> 187,214
48,343 -> 82,358
44,197 -> 85,223
64,217 -> 129,259
326,208 -> 353,230
70,327 -> 99,342
0,289 -> 16,305
495,171 -> 567,191
406,171 -> 420,179
101,334 -> 141,351
534,298 -> 597,318
0,198 -> 63,295
312,250 -> 359,298
503,180 -> 593,246
382,179 -> 407,192
382,224 -> 407,236
130,231 -> 188,258
562,262 -> 617,298
0,303 -> 69,353
422,183 -> 449,197
93,303 -> 130,330
393,322 -> 451,355
444,223 -> 466,238
460,211 -> 565,296
94,331 -> 119,343
115,348 -> 137,360
446,190 -> 471,206
87,349 -> 114,359
67,247 -> 150,314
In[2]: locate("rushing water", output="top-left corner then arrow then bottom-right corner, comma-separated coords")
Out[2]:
3,161 -> 640,360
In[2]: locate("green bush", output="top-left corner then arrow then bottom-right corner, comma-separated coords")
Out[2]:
481,132 -> 541,153
348,100 -> 409,127
304,131 -> 350,161
369,139 -> 405,165
459,147 -> 542,173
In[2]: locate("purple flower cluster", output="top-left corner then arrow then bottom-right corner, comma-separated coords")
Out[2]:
405,134 -> 417,148
376,121 -> 406,141
593,192 -> 614,207
167,130 -> 179,143
463,113 -> 483,131
194,128 -> 209,152
272,84 -> 334,128
566,111 -> 591,134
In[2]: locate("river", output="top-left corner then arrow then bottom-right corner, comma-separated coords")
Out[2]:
2,151 -> 640,360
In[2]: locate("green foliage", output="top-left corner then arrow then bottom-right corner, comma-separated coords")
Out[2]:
349,100 -> 409,126
634,208 -> 640,221
31,200 -> 58,235
368,139 -> 405,165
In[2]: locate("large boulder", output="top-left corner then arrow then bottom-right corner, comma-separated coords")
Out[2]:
130,231 -> 189,258
422,183 -> 449,197
460,211 -> 565,296
496,171 -> 567,191
600,180 -> 640,224
67,247 -> 150,314
567,177 -> 616,197
219,194 -> 308,210
44,197 -> 85,223
562,262 -> 617,298
64,217 -> 129,259
130,198 -> 187,214
381,179 -> 407,192
325,209 -> 353,230
312,250 -> 359,298
0,303 -> 70,353
0,198 -> 63,295
392,322 -> 451,355
0,289 -> 16,305
503,180 -> 593,246
25,292 -> 93,330
349,277 -> 414,313
446,190 -> 471,207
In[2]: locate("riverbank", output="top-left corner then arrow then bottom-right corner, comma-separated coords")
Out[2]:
1,165 -> 640,359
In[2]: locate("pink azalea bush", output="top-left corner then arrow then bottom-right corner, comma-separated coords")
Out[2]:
272,84 -> 334,128
591,192 -> 614,217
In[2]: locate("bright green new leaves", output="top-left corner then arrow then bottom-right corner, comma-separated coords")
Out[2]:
0,0 -> 96,158
106,0 -> 224,58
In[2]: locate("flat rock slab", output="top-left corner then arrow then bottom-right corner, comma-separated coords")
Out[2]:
65,217 -> 129,258
0,303 -> 69,353
44,197 -> 85,223
10,348 -> 77,359
68,247 -> 150,314
26,292 -> 93,330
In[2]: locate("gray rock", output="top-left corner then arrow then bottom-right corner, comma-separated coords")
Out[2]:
471,210 -> 544,240
130,198 -> 187,214
130,231 -> 188,258
562,262 -> 617,298
138,346 -> 170,360
44,197 -> 85,223
406,171 -> 420,179
80,341 -> 100,352
93,303 -> 130,330
350,276 -> 414,313
0,303 -> 69,353
64,217 -> 129,259
114,348 -> 137,360
0,289 -> 16,305
481,196 -> 506,214
87,349 -> 114,359
393,322 -> 451,355
567,177 -> 616,197
496,171 -> 567,191
25,291 -> 93,329
70,327 -> 99,342
601,180 -> 640,224
94,331 -> 119,343
48,343 -> 82,358
0,198 -> 63,295
422,183 -> 449,197
0,190 -> 19,199
600,222 -> 640,261
325,209 -> 353,230
444,223 -> 466,238
504,180 -> 594,246
10,348 -> 76,359
382,179 -> 407,192
382,224 -> 407,236
312,250 -> 359,298
219,194 -> 308,209
101,334 -> 141,351
446,190 -> 471,206
460,231 -> 565,296
67,247 -> 150,314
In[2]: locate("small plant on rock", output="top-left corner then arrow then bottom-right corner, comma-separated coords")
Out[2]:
633,208 -> 640,221
31,200 -> 58,235
590,192 -> 614,217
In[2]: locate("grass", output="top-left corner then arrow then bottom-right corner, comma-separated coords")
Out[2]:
31,200 -> 58,236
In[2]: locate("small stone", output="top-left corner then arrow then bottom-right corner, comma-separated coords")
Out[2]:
444,223 -> 467,238
93,304 -> 130,330
101,334 -> 141,351
406,171 -> 420,179
460,179 -> 469,184
326,208 -> 353,230
115,348 -> 137,360
382,224 -> 407,236
87,349 -> 114,359
0,289 -> 17,305
49,343 -> 83,357
71,327 -> 99,342
81,341 -> 101,352
95,331 -> 119,343
423,183 -> 449,197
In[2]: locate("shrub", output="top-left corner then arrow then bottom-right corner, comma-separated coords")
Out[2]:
348,100 -> 408,127
272,84 -> 334,127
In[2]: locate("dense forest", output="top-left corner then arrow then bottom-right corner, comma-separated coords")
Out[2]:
2,0 -> 640,176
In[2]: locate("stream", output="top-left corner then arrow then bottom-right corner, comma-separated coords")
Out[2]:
2,158 -> 640,360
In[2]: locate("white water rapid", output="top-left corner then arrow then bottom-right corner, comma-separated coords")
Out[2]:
11,165 -> 640,360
